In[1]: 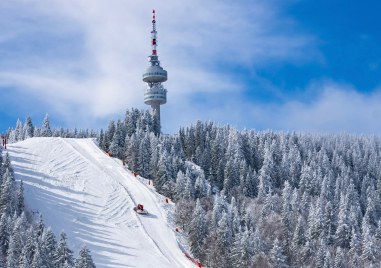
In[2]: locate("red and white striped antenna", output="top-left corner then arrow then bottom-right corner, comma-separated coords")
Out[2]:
151,9 -> 157,56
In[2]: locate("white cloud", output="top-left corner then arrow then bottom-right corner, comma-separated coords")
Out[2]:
0,0 -> 319,130
238,82 -> 381,134
276,83 -> 381,134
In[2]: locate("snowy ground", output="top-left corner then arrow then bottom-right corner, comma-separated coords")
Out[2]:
7,137 -> 195,268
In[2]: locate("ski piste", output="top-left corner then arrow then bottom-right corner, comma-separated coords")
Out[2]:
7,137 -> 196,268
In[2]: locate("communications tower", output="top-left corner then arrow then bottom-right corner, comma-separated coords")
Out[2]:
142,10 -> 167,134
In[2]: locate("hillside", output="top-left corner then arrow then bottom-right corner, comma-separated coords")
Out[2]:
7,137 -> 194,268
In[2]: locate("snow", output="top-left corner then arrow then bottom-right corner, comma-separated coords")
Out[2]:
7,137 -> 195,268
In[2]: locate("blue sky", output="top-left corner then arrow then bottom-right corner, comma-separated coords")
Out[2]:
0,0 -> 380,134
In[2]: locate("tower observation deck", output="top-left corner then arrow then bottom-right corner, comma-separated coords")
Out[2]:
143,10 -> 167,135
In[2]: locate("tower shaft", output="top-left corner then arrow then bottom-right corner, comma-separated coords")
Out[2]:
151,102 -> 161,130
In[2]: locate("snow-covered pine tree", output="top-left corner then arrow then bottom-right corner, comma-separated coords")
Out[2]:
183,174 -> 195,200
361,217 -> 377,266
5,213 -> 28,267
16,180 -> 25,216
154,150 -> 169,193
6,225 -> 23,268
54,231 -> 74,268
299,163 -> 313,196
15,119 -> 24,142
323,200 -> 334,245
31,244 -> 43,268
240,169 -> 258,198
175,171 -> 186,201
41,114 -> 52,137
213,212 -> 233,268
143,110 -> 153,133
23,116 -> 34,139
188,199 -> 207,260
0,214 -> 11,256
257,146 -> 275,199
231,226 -> 254,268
137,133 -> 151,179
109,121 -> 125,159
22,226 -> 40,266
75,246 -> 96,268
223,156 -> 239,198
281,181 -> 293,257
148,132 -> 159,180
124,134 -> 135,170
315,238 -> 327,268
19,246 -> 32,268
102,120 -> 116,152
98,129 -> 104,151
194,175 -> 208,199
0,168 -> 16,217
335,194 -> 351,249
2,152 -> 14,179
348,226 -> 361,263
334,247 -> 347,268
291,214 -> 306,264
270,238 -> 288,268
323,250 -> 333,268
40,227 -> 57,268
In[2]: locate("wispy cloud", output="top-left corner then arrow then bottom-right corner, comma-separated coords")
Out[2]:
0,0 -> 320,131
211,82 -> 381,134
270,83 -> 381,134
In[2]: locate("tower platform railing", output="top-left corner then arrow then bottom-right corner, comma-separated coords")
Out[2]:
144,90 -> 167,103
142,72 -> 167,80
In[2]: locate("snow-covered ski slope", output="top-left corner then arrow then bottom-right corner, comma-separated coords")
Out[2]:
8,137 -> 194,268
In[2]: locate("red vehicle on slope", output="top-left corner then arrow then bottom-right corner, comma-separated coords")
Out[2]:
133,203 -> 148,215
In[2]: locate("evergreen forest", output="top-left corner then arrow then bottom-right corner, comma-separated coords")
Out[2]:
5,109 -> 381,267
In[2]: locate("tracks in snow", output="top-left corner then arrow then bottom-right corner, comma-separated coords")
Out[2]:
8,138 -> 194,268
